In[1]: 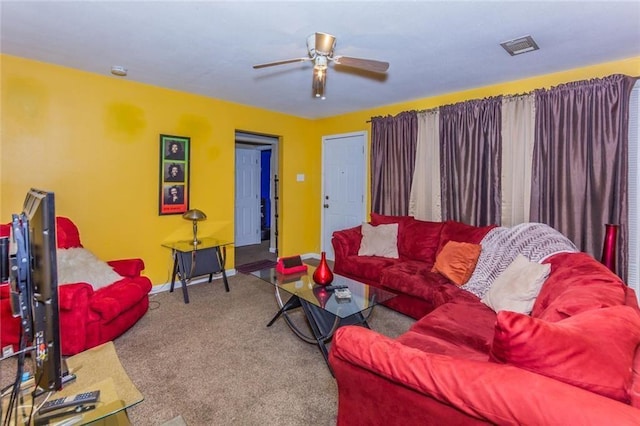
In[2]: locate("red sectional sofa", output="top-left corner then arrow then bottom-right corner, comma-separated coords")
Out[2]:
329,215 -> 640,424
332,213 -> 496,319
0,217 -> 152,355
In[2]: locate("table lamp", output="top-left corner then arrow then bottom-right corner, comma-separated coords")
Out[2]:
182,209 -> 207,246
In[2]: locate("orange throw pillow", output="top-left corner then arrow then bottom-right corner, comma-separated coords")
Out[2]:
432,241 -> 481,285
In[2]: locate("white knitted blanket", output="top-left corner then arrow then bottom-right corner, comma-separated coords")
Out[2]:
462,222 -> 578,298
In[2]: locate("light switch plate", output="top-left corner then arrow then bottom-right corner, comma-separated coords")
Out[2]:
296,174 -> 305,182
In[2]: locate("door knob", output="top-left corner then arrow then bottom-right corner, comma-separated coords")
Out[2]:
323,204 -> 330,208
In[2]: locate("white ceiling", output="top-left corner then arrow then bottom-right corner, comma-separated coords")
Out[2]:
1,1 -> 639,119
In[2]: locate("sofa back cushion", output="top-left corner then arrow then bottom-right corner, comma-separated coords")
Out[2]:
491,306 -> 640,403
397,219 -> 444,263
56,216 -> 83,249
437,221 -> 496,253
0,224 -> 9,238
370,213 -> 413,230
532,252 -> 627,322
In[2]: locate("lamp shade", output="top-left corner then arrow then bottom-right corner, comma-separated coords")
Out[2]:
183,209 -> 207,246
182,209 -> 207,221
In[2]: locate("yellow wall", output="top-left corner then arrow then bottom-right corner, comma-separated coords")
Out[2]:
1,54 -> 320,285
2,54 -> 638,286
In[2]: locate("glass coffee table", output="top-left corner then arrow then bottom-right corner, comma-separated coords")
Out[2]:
252,264 -> 396,372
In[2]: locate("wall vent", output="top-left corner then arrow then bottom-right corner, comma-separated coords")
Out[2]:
500,35 -> 539,56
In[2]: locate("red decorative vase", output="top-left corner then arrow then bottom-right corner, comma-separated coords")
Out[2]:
601,224 -> 618,274
313,252 -> 334,286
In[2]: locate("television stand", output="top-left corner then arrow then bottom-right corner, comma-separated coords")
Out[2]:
33,360 -> 76,398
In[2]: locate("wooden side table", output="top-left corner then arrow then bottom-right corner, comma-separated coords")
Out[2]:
162,237 -> 233,303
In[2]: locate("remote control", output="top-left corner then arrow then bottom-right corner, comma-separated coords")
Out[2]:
324,285 -> 348,291
38,390 -> 100,415
334,288 -> 352,299
34,404 -> 95,426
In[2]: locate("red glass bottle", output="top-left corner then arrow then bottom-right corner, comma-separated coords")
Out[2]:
313,252 -> 334,285
601,224 -> 618,274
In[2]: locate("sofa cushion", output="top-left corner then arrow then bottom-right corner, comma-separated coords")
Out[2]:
337,255 -> 399,284
358,222 -> 399,258
437,221 -> 496,252
532,252 -> 627,322
432,241 -> 481,286
491,307 -> 640,403
370,213 -> 413,226
397,219 -> 444,263
56,216 -> 83,249
409,299 -> 496,354
397,330 -> 489,361
482,254 -> 551,314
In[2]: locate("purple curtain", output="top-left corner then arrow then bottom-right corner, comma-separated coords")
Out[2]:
440,97 -> 502,226
530,74 -> 636,280
370,111 -> 418,215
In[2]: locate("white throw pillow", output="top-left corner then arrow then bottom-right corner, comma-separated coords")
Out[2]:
358,222 -> 399,258
481,254 -> 551,314
57,248 -> 123,290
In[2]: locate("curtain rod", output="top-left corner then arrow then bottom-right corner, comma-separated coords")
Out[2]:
365,92 -> 536,123
366,74 -> 639,124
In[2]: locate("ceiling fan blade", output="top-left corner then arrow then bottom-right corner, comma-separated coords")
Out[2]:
253,57 -> 311,69
333,56 -> 389,73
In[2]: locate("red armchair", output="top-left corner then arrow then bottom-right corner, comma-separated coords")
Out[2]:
0,217 -> 152,355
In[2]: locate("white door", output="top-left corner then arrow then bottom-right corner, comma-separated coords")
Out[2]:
235,148 -> 261,247
322,132 -> 367,259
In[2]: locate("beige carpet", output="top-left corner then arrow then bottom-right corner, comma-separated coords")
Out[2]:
1,273 -> 414,425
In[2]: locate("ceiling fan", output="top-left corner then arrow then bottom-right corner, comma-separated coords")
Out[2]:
253,32 -> 390,99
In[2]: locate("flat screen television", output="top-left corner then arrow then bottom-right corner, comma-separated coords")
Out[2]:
9,188 -> 67,392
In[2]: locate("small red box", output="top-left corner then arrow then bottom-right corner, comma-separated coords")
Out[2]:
276,255 -> 308,275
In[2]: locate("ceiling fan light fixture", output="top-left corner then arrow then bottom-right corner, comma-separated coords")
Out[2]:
254,32 -> 387,102
314,55 -> 328,70
313,72 -> 326,100
315,32 -> 336,56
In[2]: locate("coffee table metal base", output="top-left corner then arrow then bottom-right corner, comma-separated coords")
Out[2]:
267,294 -> 369,374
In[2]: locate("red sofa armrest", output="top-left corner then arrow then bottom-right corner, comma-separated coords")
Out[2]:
0,283 -> 10,299
329,326 -> 640,425
57,283 -> 93,355
332,225 -> 363,273
57,282 -> 94,311
107,258 -> 145,278
89,277 -> 152,322
332,225 -> 363,256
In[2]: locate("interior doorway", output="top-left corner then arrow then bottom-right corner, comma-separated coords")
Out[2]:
234,131 -> 279,267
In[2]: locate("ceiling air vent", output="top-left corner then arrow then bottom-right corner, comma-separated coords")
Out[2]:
500,35 -> 539,56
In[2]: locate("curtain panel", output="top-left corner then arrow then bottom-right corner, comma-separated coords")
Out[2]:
530,74 -> 637,280
501,94 -> 535,226
440,97 -> 503,226
370,111 -> 418,215
409,110 -> 442,221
